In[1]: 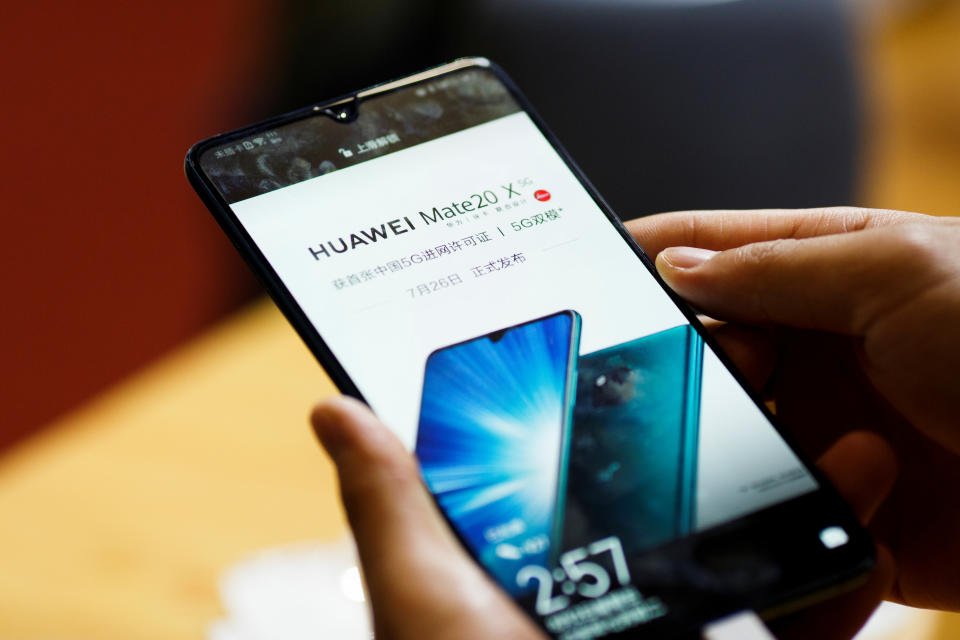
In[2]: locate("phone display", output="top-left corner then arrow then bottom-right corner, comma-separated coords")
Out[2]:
417,311 -> 580,594
564,325 -> 702,555
186,59 -> 874,638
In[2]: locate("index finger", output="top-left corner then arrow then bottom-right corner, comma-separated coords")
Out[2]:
625,207 -> 924,258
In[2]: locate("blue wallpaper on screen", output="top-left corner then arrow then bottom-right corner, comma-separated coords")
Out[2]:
416,313 -> 576,595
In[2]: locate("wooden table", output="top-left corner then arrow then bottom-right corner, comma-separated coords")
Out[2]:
0,299 -> 957,638
0,300 -> 344,639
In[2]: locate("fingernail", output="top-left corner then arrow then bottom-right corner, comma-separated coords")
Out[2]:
659,246 -> 717,270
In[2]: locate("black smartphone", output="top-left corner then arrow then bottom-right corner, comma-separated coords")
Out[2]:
185,58 -> 874,638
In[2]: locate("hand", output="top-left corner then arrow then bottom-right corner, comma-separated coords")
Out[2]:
311,397 -> 896,640
311,396 -> 543,640
627,207 -> 960,617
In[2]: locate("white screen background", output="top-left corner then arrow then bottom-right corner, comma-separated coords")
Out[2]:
231,112 -> 815,529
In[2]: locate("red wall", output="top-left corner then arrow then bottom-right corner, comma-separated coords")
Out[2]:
1,3 -> 276,450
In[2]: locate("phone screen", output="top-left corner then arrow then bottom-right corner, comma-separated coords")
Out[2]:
418,311 -> 580,595
566,325 -> 702,555
189,60 -> 871,637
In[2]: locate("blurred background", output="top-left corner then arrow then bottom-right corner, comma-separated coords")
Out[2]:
1,0 -> 959,638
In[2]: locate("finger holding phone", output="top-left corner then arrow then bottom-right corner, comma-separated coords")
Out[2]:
629,207 -> 960,618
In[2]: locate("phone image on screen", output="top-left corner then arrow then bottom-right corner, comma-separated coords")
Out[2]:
563,325 -> 703,555
185,58 -> 876,638
416,310 -> 581,595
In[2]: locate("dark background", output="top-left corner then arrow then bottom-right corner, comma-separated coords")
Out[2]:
272,0 -> 859,217
0,0 -> 896,453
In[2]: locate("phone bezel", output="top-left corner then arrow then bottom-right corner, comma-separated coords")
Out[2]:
184,57 -> 874,633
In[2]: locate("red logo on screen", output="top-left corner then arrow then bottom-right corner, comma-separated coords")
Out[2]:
534,189 -> 551,202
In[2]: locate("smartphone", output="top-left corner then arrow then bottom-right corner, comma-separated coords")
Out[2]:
416,311 -> 580,595
185,58 -> 874,638
564,325 -> 702,555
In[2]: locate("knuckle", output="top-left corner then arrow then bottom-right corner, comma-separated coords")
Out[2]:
684,214 -> 701,246
728,239 -> 797,324
894,223 -> 937,249
734,238 -> 794,268
820,206 -> 870,234
890,224 -> 942,271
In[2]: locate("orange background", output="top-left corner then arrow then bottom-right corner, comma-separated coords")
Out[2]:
0,2 -> 270,449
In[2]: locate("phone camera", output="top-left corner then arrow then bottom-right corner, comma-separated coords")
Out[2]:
322,99 -> 359,123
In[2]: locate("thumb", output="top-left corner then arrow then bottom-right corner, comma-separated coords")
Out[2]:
654,223 -> 949,335
310,396 -> 532,635
311,395 -> 477,572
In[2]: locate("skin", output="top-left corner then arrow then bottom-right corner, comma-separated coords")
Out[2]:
311,207 -> 960,639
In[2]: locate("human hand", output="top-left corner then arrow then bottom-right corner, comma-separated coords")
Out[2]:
311,396 -> 897,640
627,207 -> 960,615
310,396 -> 544,640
